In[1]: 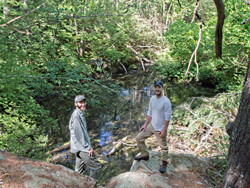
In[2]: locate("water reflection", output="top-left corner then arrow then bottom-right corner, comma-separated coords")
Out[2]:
99,128 -> 113,147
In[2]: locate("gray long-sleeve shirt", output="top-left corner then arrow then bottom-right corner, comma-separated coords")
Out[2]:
147,95 -> 172,131
69,108 -> 92,153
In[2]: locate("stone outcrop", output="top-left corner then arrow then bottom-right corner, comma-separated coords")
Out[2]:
0,149 -> 215,188
0,149 -> 101,188
106,151 -> 212,188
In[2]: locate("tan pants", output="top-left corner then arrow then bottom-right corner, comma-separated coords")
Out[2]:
75,151 -> 102,180
136,123 -> 168,161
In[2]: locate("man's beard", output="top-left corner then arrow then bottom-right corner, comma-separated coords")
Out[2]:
76,103 -> 85,111
155,91 -> 162,96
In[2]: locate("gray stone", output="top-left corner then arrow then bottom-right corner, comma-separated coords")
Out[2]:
106,151 -> 211,188
0,151 -> 5,160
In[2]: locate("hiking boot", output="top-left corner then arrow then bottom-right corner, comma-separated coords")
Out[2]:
159,161 -> 168,173
134,155 -> 149,161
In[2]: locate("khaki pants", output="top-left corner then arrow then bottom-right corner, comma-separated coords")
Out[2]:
136,123 -> 168,161
75,151 -> 102,180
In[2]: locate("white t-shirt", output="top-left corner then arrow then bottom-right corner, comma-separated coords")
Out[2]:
147,95 -> 172,131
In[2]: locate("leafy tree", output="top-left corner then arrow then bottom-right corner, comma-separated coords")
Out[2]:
154,0 -> 249,92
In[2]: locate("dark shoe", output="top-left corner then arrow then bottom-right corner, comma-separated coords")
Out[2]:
159,161 -> 168,173
134,155 -> 149,161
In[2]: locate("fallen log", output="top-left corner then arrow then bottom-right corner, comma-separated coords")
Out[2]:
107,136 -> 135,156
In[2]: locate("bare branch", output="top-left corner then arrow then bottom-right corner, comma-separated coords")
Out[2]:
148,70 -> 158,80
241,18 -> 250,24
242,0 -> 250,5
184,24 -> 202,83
5,25 -> 30,34
138,57 -> 145,71
191,0 -> 199,23
118,60 -> 127,74
0,2 -> 46,27
195,12 -> 205,26
127,45 -> 155,65
165,3 -> 172,29
178,0 -> 182,8
136,45 -> 160,48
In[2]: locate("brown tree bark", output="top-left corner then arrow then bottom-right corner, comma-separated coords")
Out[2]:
213,0 -> 225,59
223,61 -> 250,187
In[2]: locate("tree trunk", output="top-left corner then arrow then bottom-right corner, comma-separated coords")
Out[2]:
213,0 -> 225,59
223,61 -> 250,187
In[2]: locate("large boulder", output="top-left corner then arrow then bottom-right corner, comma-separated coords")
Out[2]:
0,149 -> 101,188
106,151 -> 211,188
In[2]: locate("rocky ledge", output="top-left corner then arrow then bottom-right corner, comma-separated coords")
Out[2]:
0,149 -> 100,188
0,149 -> 215,188
106,151 -> 213,188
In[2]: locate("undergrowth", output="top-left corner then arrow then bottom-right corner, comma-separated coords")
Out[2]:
169,92 -> 241,186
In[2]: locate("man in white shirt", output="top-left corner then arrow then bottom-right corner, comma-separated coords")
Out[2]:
134,81 -> 171,173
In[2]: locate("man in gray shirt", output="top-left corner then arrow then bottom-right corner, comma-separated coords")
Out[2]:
69,95 -> 101,179
135,81 -> 171,173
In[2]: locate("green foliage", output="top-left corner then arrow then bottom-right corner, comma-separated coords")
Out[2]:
0,0 -> 127,159
168,92 -> 236,185
0,94 -> 57,159
154,0 -> 249,92
207,137 -> 229,185
172,93 -> 240,129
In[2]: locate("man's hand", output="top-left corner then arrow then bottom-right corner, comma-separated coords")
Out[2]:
140,123 -> 147,132
88,148 -> 94,157
159,128 -> 167,138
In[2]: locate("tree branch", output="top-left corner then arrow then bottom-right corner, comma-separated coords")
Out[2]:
0,2 -> 46,27
241,18 -> 250,24
5,25 -> 30,34
127,45 -> 155,65
191,0 -> 199,23
213,0 -> 225,59
178,0 -> 182,8
242,0 -> 250,5
195,12 -> 205,26
184,24 -> 202,83
118,60 -> 127,74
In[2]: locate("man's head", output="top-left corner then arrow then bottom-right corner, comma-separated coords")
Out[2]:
74,95 -> 86,111
153,81 -> 163,97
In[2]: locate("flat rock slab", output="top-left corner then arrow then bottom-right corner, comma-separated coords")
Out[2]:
0,150 -> 101,188
106,151 -> 212,188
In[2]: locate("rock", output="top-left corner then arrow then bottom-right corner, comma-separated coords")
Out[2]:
0,150 -> 101,188
106,151 -> 211,188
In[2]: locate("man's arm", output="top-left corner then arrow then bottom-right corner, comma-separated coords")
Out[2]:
140,98 -> 152,132
140,115 -> 151,132
71,116 -> 93,152
159,98 -> 172,137
159,120 -> 169,138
